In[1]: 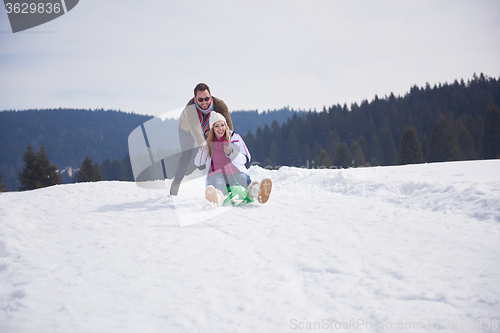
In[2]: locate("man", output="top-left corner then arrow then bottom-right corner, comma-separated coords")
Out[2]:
170,83 -> 233,195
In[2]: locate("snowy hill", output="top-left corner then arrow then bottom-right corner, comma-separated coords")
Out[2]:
1,160 -> 499,333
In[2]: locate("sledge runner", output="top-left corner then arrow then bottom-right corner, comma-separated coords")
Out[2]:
194,112 -> 272,207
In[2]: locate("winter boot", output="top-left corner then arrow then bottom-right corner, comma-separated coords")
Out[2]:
248,178 -> 272,204
247,181 -> 260,200
205,185 -> 224,207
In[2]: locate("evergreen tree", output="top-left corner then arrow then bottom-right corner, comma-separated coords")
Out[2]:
455,117 -> 476,160
100,158 -> 113,180
429,117 -> 461,162
120,154 -> 134,181
268,140 -> 280,166
18,146 -> 60,191
327,140 -> 339,165
262,157 -> 273,169
243,131 -> 256,165
350,142 -> 366,167
254,127 -> 265,163
271,119 -> 282,147
301,144 -> 312,167
100,155 -> 134,181
333,143 -> 353,168
77,155 -> 103,182
36,146 -> 61,188
110,160 -> 122,180
287,129 -> 301,166
0,172 -> 6,192
315,149 -> 332,168
312,141 -> 323,163
421,134 -> 430,162
379,128 -> 397,166
370,134 -> 382,166
18,146 -> 40,191
261,124 -> 273,157
398,126 -> 424,165
482,105 -> 500,159
356,136 -> 370,162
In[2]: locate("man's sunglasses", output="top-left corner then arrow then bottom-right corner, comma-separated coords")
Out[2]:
197,97 -> 211,103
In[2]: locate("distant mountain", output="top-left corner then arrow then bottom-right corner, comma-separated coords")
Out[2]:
231,107 -> 306,136
0,107 -> 301,191
2,73 -> 499,192
0,109 -> 153,190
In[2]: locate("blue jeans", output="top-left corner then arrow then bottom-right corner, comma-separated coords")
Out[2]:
208,172 -> 249,194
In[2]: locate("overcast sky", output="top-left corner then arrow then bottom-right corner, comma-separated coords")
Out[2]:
1,0 -> 499,117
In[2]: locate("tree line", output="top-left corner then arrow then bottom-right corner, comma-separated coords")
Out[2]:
0,107 -> 296,191
0,108 -> 153,191
3,146 -> 134,192
1,73 -> 499,192
243,73 -> 500,169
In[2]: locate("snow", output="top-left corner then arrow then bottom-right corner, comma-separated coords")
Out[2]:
1,160 -> 499,332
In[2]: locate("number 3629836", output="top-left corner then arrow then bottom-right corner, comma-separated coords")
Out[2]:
5,2 -> 62,14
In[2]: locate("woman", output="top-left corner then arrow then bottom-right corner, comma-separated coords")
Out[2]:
194,112 -> 272,206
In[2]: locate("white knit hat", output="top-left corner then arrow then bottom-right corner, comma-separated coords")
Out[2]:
209,111 -> 227,129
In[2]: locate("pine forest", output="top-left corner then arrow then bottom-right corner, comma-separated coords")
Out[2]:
1,73 -> 499,191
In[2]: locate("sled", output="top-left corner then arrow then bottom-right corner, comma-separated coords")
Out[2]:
223,184 -> 254,206
205,178 -> 272,207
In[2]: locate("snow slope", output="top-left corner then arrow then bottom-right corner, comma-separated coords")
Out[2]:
1,160 -> 499,332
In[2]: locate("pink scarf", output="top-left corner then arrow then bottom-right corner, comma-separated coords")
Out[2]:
210,137 -> 237,175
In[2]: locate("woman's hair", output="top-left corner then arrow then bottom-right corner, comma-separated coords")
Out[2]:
206,121 -> 230,158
